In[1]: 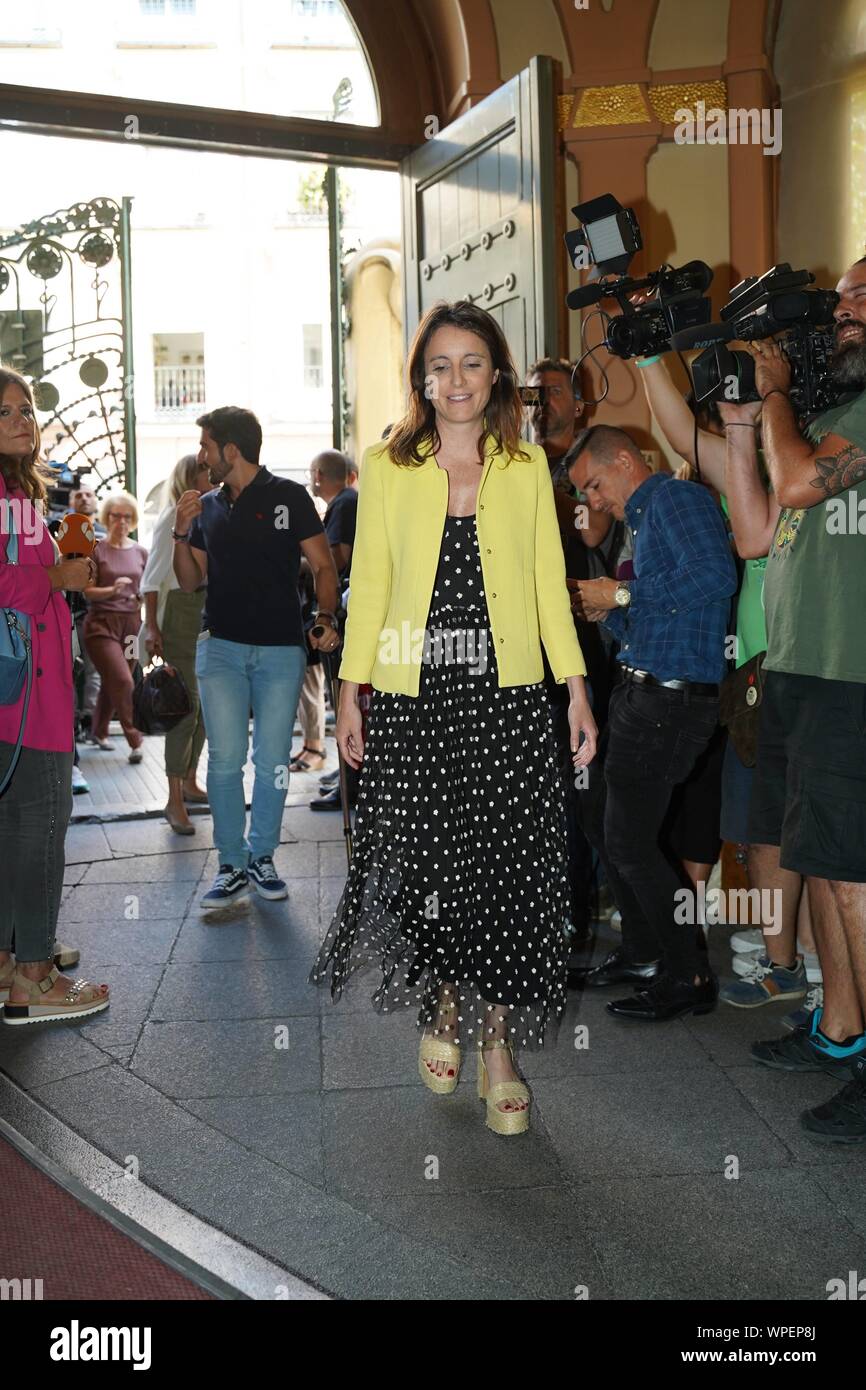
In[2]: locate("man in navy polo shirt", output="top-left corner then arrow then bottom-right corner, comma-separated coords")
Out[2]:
173,406 -> 340,908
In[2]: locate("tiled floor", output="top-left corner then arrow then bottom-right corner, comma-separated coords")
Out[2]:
2,744 -> 865,1300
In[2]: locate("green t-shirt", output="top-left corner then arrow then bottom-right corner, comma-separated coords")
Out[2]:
763,388 -> 866,684
720,494 -> 768,667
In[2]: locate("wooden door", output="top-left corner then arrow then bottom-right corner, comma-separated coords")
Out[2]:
400,56 -> 558,378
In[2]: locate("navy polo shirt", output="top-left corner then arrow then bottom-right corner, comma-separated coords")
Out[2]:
323,486 -> 357,579
188,467 -> 324,646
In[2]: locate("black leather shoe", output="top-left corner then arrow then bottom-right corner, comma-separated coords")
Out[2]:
568,948 -> 662,991
606,973 -> 718,1021
310,786 -> 356,812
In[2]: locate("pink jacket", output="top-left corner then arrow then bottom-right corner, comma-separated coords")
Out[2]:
0,472 -> 73,752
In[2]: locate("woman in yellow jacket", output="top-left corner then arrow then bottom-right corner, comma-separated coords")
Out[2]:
311,301 -> 596,1136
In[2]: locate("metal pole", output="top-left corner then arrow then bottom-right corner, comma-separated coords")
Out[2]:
119,195 -> 136,498
325,165 -> 344,451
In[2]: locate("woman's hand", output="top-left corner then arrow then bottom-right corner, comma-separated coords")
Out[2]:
336,684 -> 365,770
568,697 -> 597,770
113,576 -> 133,597
144,624 -> 163,661
48,557 -> 96,592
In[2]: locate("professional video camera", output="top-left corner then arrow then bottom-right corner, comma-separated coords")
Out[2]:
669,264 -> 842,417
44,460 -> 89,524
564,193 -> 714,360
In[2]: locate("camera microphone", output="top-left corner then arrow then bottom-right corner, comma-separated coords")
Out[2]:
669,320 -> 734,352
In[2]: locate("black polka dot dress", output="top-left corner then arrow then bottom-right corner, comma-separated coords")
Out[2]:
310,513 -> 572,1052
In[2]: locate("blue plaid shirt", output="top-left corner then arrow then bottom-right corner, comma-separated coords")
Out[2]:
603,473 -> 736,684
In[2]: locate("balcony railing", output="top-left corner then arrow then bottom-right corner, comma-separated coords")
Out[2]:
154,364 -> 206,413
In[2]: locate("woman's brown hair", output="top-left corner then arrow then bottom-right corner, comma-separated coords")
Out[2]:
387,301 -> 530,468
0,366 -> 50,505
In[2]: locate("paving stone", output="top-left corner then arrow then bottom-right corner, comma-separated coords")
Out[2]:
130,1017 -> 321,1098
183,1094 -> 324,1187
575,1169 -> 865,1300
83,852 -> 209,883
0,1024 -> 109,1089
723,1063 -> 866,1169
520,992 -> 716,1080
76,963 -> 164,1048
319,841 -> 352,877
150,959 -> 321,1020
63,822 -> 113,864
321,1084 -> 562,1197
531,1067 -> 788,1179
171,891 -> 323,964
810,1165 -> 866,1240
282,806 -> 345,842
356,1185 -> 611,1301
34,1064 -> 210,1176
58,919 -> 182,966
321,1004 -> 423,1090
103,820 -> 215,858
681,995 -> 801,1068
59,882 -> 196,924
62,864 -> 88,886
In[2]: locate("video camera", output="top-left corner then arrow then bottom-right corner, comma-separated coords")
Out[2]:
564,193 -> 714,360
670,264 -> 842,417
45,461 -> 90,524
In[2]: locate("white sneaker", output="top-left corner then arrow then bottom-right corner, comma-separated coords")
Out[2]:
71,765 -> 90,795
730,928 -> 763,954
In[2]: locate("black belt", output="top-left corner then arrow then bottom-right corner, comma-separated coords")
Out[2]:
621,666 -> 718,697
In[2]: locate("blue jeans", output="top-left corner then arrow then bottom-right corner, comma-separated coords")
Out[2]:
195,634 -> 306,867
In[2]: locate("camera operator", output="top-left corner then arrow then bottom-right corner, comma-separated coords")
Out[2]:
736,257 -> 866,1142
635,352 -> 817,1018
568,423 -> 737,1021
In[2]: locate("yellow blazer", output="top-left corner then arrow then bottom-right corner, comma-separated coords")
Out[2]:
337,436 -> 587,696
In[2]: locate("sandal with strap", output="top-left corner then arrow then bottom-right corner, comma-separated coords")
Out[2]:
477,1039 -> 531,1136
289,745 -> 326,773
4,966 -> 110,1026
419,1034 -> 461,1093
0,959 -> 14,1005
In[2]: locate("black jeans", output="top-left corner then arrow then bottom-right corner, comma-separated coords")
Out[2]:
0,741 -> 73,963
577,681 -> 719,981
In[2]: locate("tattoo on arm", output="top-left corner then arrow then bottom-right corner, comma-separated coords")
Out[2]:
810,443 -> 866,497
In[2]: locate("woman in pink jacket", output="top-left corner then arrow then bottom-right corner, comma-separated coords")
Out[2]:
0,367 -> 110,1024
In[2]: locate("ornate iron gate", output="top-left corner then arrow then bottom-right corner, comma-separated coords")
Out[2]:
0,195 -> 135,503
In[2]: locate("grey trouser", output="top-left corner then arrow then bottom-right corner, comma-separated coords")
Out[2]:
0,741 -> 73,963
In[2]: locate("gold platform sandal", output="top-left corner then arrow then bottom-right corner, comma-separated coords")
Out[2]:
419,984 -> 461,1094
478,1039 -> 531,1136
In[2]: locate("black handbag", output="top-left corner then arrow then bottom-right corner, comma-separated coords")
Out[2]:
718,651 -> 767,768
132,660 -> 193,735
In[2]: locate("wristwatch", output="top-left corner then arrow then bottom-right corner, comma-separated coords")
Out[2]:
171,528 -> 191,542
614,583 -> 632,607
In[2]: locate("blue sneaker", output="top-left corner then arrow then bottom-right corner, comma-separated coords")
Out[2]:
783,982 -> 824,1031
200,864 -> 249,909
247,855 -> 288,901
720,953 -> 807,1008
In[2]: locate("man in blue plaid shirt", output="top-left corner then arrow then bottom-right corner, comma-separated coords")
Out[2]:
569,424 -> 737,1021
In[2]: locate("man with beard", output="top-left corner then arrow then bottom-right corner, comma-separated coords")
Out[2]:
738,257 -> 866,1141
173,407 -> 340,908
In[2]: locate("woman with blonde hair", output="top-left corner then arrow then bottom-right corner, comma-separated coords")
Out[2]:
311,301 -> 596,1137
82,489 -> 148,761
0,365 -> 110,1023
141,452 -> 211,833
